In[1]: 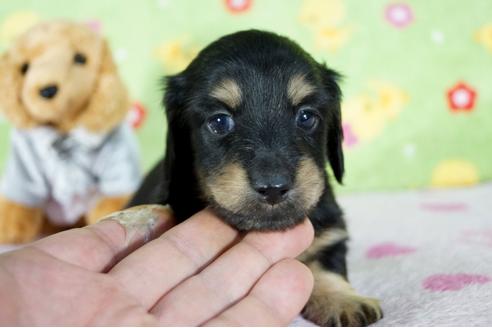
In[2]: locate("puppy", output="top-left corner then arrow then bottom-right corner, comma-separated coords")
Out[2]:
129,30 -> 382,326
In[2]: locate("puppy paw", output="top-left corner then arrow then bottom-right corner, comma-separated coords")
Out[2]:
303,292 -> 383,327
303,261 -> 383,326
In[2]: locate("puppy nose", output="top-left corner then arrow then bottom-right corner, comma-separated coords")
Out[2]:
255,183 -> 290,205
39,84 -> 58,99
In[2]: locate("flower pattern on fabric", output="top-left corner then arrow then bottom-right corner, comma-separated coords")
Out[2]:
342,81 -> 408,144
224,0 -> 252,14
299,0 -> 352,52
342,123 -> 358,148
154,38 -> 200,73
423,274 -> 491,292
366,242 -> 416,259
127,102 -> 147,130
447,82 -> 477,112
431,160 -> 479,187
475,23 -> 492,53
385,3 -> 414,29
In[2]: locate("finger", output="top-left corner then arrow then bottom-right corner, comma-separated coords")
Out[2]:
150,218 -> 314,326
30,205 -> 174,272
204,259 -> 313,326
108,209 -> 239,309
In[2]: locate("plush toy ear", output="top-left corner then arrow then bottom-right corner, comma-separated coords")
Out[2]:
0,51 -> 36,128
76,40 -> 130,133
319,64 -> 345,184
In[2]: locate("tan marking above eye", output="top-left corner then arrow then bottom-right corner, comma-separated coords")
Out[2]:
210,79 -> 242,109
287,74 -> 316,106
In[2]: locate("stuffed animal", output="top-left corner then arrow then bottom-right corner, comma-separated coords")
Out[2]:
0,21 -> 141,243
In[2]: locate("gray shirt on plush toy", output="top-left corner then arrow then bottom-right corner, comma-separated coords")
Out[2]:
0,122 -> 141,226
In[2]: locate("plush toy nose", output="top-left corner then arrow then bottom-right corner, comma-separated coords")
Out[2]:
254,180 -> 291,205
39,84 -> 58,99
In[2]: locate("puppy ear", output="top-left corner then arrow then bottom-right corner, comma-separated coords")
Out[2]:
127,74 -> 189,207
0,50 -> 36,128
162,72 -> 189,166
319,64 -> 344,184
76,40 -> 130,133
163,74 -> 188,114
159,73 -> 192,202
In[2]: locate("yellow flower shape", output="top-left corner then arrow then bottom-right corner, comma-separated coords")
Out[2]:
0,11 -> 39,44
299,0 -> 352,52
300,0 -> 346,29
431,160 -> 479,187
343,96 -> 380,141
342,82 -> 408,142
154,39 -> 199,74
475,23 -> 492,53
314,26 -> 352,53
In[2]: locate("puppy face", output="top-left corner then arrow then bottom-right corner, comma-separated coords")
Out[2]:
165,30 -> 344,230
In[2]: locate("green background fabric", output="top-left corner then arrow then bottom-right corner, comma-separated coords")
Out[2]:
1,0 -> 491,193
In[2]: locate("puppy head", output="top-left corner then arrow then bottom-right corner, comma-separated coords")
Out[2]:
0,21 -> 128,133
165,30 -> 344,231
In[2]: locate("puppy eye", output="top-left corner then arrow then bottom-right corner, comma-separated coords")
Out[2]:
74,52 -> 87,65
20,62 -> 29,75
296,108 -> 319,132
207,113 -> 235,136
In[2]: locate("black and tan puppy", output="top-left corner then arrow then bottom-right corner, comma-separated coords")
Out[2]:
129,30 -> 382,326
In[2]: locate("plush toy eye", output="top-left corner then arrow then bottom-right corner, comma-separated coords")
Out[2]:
20,62 -> 29,75
296,108 -> 319,132
74,52 -> 87,65
207,113 -> 235,136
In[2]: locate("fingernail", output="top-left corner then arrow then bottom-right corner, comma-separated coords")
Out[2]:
103,205 -> 173,244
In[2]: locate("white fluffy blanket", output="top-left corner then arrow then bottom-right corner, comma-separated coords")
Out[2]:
294,183 -> 492,326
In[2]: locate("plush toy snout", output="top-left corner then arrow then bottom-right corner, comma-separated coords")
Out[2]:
20,40 -> 100,125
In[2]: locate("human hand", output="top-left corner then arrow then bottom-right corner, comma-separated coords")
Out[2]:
0,206 -> 314,326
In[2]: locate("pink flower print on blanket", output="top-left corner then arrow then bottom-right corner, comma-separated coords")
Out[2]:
366,242 -> 416,259
423,274 -> 491,292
